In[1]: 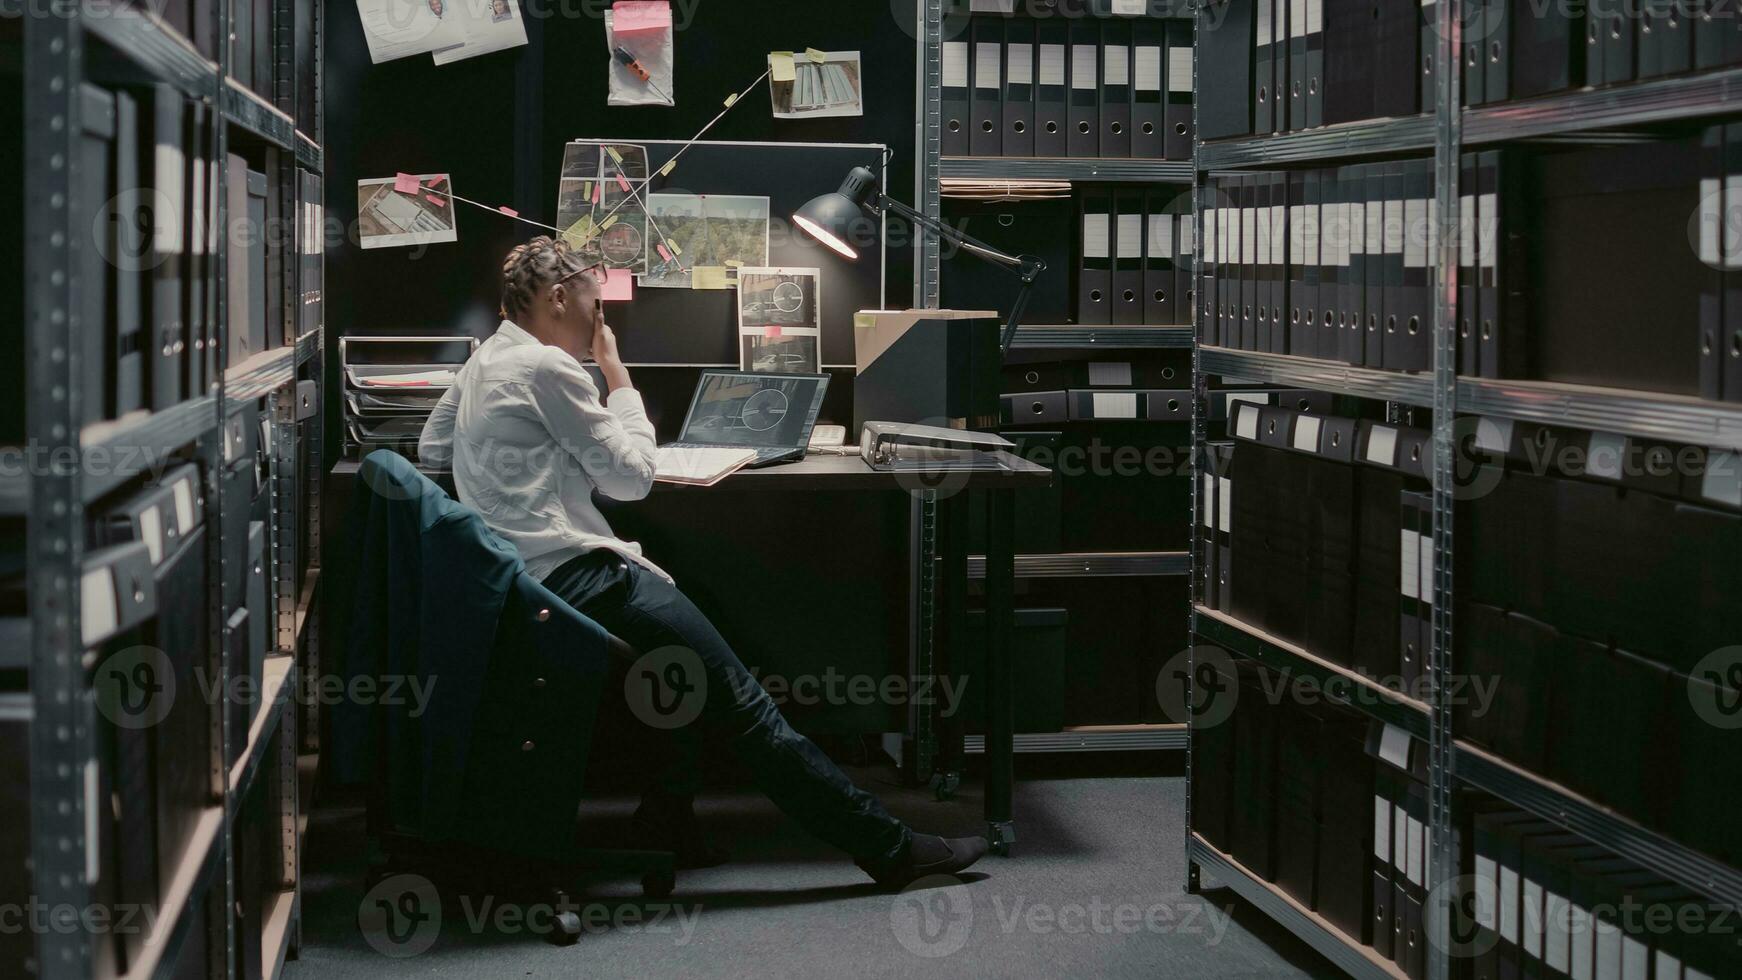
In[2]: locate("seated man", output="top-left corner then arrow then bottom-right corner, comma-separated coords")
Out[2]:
418,236 -> 985,887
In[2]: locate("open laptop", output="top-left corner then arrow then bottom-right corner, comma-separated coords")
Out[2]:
663,370 -> 830,468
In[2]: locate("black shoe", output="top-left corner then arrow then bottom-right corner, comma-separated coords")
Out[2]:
856,833 -> 988,890
630,797 -> 730,870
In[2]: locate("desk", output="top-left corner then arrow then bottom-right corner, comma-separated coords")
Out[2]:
329,450 -> 1051,854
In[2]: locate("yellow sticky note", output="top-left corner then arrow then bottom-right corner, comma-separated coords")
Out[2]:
769,51 -> 796,83
605,145 -> 624,164
658,159 -> 677,177
724,259 -> 743,268
724,92 -> 740,108
805,47 -> 827,64
561,217 -> 597,249
692,266 -> 731,290
599,214 -> 620,231
853,313 -> 876,332
669,240 -> 683,256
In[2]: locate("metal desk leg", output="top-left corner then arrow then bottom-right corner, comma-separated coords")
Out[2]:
984,487 -> 1015,855
931,491 -> 968,801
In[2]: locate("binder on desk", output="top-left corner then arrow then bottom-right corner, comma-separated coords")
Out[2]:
1035,21 -> 1069,156
149,86 -> 187,412
1486,0 -> 1510,104
1364,164 -> 1386,367
1255,0 -> 1276,133
942,35 -> 970,156
1100,20 -> 1132,158
1113,191 -> 1146,324
1068,21 -> 1100,156
1165,23 -> 1194,160
1079,191 -> 1112,324
1132,22 -> 1164,158
1699,126 -> 1723,401
971,17 -> 1004,157
1287,0 -> 1307,129
1003,19 -> 1036,156
1144,198 -> 1175,325
1304,0 -> 1324,127
1726,122 -> 1742,402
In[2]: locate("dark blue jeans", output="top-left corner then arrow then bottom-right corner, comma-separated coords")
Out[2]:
544,549 -> 909,864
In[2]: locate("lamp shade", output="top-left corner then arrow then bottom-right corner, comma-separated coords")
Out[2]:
792,166 -> 880,261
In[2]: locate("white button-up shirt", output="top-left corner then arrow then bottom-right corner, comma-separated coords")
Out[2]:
418,321 -> 669,583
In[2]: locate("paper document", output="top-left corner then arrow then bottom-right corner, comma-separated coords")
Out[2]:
654,446 -> 757,487
356,0 -> 465,64
431,0 -> 529,65
358,369 -> 457,387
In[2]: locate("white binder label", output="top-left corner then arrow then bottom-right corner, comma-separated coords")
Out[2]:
1103,45 -> 1129,86
1475,856 -> 1499,930
1257,0 -> 1273,40
942,42 -> 969,89
1039,44 -> 1066,86
1290,0 -> 1308,37
1374,796 -> 1391,863
1351,202 -> 1366,255
1478,192 -> 1498,269
1092,392 -> 1138,419
1475,416 -> 1512,454
1072,45 -> 1098,89
1595,918 -> 1621,980
1406,816 -> 1422,886
1180,215 -> 1193,255
1523,879 -> 1544,958
1420,535 -> 1435,607
1703,450 -> 1741,507
154,144 -> 186,254
1499,865 -> 1519,942
1701,178 -> 1722,265
1586,431 -> 1626,480
1726,176 -> 1742,267
1404,197 -> 1429,268
1302,198 -> 1320,263
1367,196 -> 1384,258
1654,952 -> 1682,980
1401,529 -> 1420,599
969,0 -> 1016,10
1007,43 -> 1034,85
1083,213 -> 1110,259
1545,893 -> 1571,973
1288,205 -> 1304,265
1168,48 -> 1193,92
1621,936 -> 1648,980
191,155 -> 206,256
1571,905 -> 1594,980
1393,805 -> 1408,878
1200,473 -> 1213,527
1118,214 -> 1143,260
1241,207 -> 1255,265
1460,193 -> 1476,267
85,759 -> 100,884
1111,0 -> 1147,13
1378,723 -> 1411,769
172,477 -> 195,532
1217,477 -> 1231,532
80,566 -> 118,648
1269,205 -> 1285,264
1135,45 -> 1163,91
1365,425 -> 1397,465
1292,414 -> 1320,453
976,42 -> 1002,89
139,506 -> 164,566
1088,361 -> 1133,387
1234,404 -> 1260,441
1305,0 -> 1323,34
1149,214 -> 1174,258
1256,206 -> 1272,267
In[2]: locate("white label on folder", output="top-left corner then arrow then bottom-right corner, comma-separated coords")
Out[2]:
1726,176 -> 1742,266
1374,796 -> 1391,863
260,416 -> 275,456
1071,45 -> 1098,89
1269,205 -> 1285,263
976,42 -> 1002,89
1083,213 -> 1110,259
1420,536 -> 1435,607
1257,0 -> 1272,40
1571,904 -> 1594,980
1088,361 -> 1133,387
1685,967 -> 1713,980
969,0 -> 1015,10
1702,179 -> 1724,265
84,758 -> 100,884
1103,45 -> 1129,85
1545,893 -> 1571,973
190,155 -> 206,256
942,42 -> 969,89
139,505 -> 164,566
1586,431 -> 1625,480
1475,856 -> 1499,929
1217,477 -> 1231,532
1118,214 -> 1143,260
1365,425 -> 1397,465
1135,45 -> 1162,91
1378,723 -> 1411,769
1400,529 -> 1421,600
1234,404 -> 1259,441
1499,865 -> 1519,942
1654,951 -> 1682,980
1302,200 -> 1320,261
1404,197 -> 1429,268
1621,936 -> 1648,980
1367,196 -> 1384,259
1201,473 -> 1213,527
1406,816 -> 1422,885
1039,44 -> 1066,86
1148,214 -> 1173,259
1478,192 -> 1498,269
1180,215 -> 1193,255
1112,0 -> 1147,13
1168,48 -> 1193,92
1007,43 -> 1033,85
1290,0 -> 1308,37
172,477 -> 195,533
1350,202 -> 1366,255
1306,0 -> 1323,33
1382,200 -> 1404,255
1474,416 -> 1512,454
154,144 -> 186,254
1595,919 -> 1621,980
1241,207 -> 1255,265
1703,450 -> 1741,507
1092,392 -> 1138,419
1393,805 -> 1408,878
1523,879 -> 1544,958
1292,414 -> 1320,453
1255,207 -> 1271,266
1460,193 -> 1476,266
80,566 -> 118,648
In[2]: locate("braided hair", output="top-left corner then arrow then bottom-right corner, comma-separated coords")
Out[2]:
498,236 -> 594,323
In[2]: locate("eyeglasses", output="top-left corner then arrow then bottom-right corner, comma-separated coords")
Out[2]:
557,260 -> 608,287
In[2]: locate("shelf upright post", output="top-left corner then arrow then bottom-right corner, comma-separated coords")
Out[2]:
215,0 -> 239,975
1185,0 -> 1203,897
1427,0 -> 1464,973
23,7 -> 95,977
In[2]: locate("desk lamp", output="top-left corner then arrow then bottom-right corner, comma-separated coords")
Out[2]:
793,166 -> 1047,356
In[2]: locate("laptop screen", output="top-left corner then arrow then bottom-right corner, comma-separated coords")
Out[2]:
679,372 -> 830,450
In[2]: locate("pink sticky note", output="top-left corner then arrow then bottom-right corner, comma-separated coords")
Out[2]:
765,327 -> 782,339
615,173 -> 632,193
600,267 -> 635,302
498,205 -> 519,217
394,172 -> 420,194
592,182 -> 602,204
656,243 -> 673,262
612,1 -> 672,33
425,193 -> 446,207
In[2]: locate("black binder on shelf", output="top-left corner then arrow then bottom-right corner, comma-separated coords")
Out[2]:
1512,0 -> 1582,97
151,526 -> 211,897
1460,153 -> 1480,377
1197,0 -> 1253,139
1301,169 -> 1323,356
150,86 -> 187,412
1398,490 -> 1430,691
972,17 -> 1004,157
1325,0 -> 1373,124
1340,165 -> 1362,365
1218,181 -> 1235,346
1164,23 -> 1193,160
1267,174 -> 1289,353
1699,126 -> 1723,401
1462,0 -> 1486,105
1035,20 -> 1070,157
1240,175 -> 1258,351
1068,20 -> 1100,157
1079,191 -> 1112,324
1418,0 -> 1436,114
1253,176 -> 1273,352
1286,0 -> 1306,130
1284,170 -> 1307,355
1695,0 -> 1728,70
1304,0 -> 1324,128
1600,0 -> 1635,84
1486,0 -> 1510,103
226,153 -> 253,368
1003,19 -> 1036,157
943,34 -> 971,156
1380,162 -> 1407,370
1319,167 -> 1343,359
249,0 -> 271,99
1255,0 -> 1277,133
1362,164 -> 1385,367
113,89 -> 146,419
1727,122 -> 1742,402
1100,19 -> 1133,158
1113,190 -> 1146,324
1476,150 -> 1507,379
1178,212 -> 1194,323
1402,159 -> 1433,372
1145,198 -> 1176,325
1132,20 -> 1164,158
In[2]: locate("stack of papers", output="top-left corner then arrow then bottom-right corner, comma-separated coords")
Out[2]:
357,369 -> 457,388
654,446 -> 757,487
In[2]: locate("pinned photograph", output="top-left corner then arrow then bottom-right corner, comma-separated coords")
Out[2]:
768,50 -> 864,120
358,173 -> 458,249
555,141 -> 654,275
642,194 -> 770,289
740,332 -> 820,375
355,0 -> 464,64
431,0 -> 529,65
737,267 -> 821,373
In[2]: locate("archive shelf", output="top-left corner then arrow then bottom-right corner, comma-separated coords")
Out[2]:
93,807 -> 226,980
1010,324 -> 1194,350
1197,347 -> 1436,407
965,550 -> 1190,579
1198,114 -> 1436,171
1459,375 -> 1742,453
942,155 -> 1193,183
964,724 -> 1188,754
229,656 -> 298,797
223,76 -> 296,150
81,6 -> 217,103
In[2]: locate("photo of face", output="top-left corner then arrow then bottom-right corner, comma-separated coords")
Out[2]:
492,0 -> 511,19
427,0 -> 443,16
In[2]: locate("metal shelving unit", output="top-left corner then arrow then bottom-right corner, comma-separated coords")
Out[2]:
965,724 -> 1187,754
966,551 -> 1189,579
1184,0 -> 1742,975
1010,324 -> 1194,349
942,156 -> 1193,182
13,2 -> 322,977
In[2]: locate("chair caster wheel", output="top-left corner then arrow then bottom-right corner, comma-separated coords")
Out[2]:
931,771 -> 961,801
642,869 -> 676,899
548,911 -> 582,945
